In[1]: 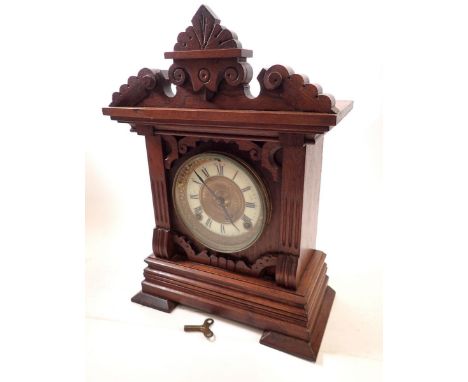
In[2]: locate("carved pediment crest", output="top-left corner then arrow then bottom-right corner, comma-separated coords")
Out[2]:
110,5 -> 337,113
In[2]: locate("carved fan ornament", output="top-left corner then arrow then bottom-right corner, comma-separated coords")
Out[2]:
110,5 -> 337,112
174,5 -> 241,51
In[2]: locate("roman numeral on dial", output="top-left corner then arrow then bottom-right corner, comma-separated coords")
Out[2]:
205,217 -> 212,228
215,163 -> 224,176
194,206 -> 203,215
201,167 -> 210,178
220,224 -> 225,233
241,186 -> 251,192
241,215 -> 252,224
190,193 -> 199,199
245,202 -> 256,208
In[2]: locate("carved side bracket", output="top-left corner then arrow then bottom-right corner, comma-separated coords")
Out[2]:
276,254 -> 298,289
153,228 -> 173,259
161,135 -> 179,169
262,142 -> 281,182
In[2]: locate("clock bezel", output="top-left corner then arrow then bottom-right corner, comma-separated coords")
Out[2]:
171,151 -> 271,254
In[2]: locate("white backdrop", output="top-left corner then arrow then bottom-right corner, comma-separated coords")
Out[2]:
1,0 -> 467,381
85,1 -> 382,381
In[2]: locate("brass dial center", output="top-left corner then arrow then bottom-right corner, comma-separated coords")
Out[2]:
200,176 -> 245,223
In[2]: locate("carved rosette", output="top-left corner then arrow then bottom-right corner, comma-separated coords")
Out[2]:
168,60 -> 252,97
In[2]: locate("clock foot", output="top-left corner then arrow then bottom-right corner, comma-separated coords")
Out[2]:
131,291 -> 177,313
260,286 -> 335,361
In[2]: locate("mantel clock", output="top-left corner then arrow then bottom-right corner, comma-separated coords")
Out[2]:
102,5 -> 353,361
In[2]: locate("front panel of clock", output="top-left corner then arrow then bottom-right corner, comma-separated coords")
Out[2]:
170,146 -> 280,259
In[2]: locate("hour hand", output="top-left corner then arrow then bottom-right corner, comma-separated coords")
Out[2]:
194,170 -> 205,185
194,171 -> 217,198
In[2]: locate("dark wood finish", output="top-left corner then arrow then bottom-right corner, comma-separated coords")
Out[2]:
145,135 -> 174,259
173,233 -> 278,277
102,4 -> 352,361
260,286 -> 335,361
165,49 -> 253,59
131,291 -> 177,313
138,250 -> 331,349
298,135 -> 324,279
103,102 -> 353,130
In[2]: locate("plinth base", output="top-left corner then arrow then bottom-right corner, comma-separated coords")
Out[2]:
260,286 -> 335,361
131,250 -> 334,361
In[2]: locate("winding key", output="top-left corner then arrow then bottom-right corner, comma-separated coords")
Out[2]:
184,318 -> 215,339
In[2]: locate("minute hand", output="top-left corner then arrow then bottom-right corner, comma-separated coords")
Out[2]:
219,202 -> 240,231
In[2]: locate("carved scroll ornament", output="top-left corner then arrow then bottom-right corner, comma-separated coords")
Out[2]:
109,5 -> 336,113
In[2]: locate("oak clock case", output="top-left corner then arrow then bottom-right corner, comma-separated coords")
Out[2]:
102,5 -> 353,362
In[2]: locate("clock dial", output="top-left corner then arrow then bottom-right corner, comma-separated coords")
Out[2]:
173,153 -> 269,253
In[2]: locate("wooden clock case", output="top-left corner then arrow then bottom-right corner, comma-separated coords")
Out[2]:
102,5 -> 352,361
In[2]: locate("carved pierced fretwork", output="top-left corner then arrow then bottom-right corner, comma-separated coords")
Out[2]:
174,5 -> 241,51
175,136 -> 281,181
173,234 -> 297,289
261,142 -> 281,182
178,136 -> 260,159
173,234 -> 277,277
161,135 -> 178,170
178,136 -> 201,154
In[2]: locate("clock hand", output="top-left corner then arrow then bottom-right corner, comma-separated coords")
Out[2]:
194,170 -> 240,231
219,202 -> 240,231
194,170 -> 217,199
